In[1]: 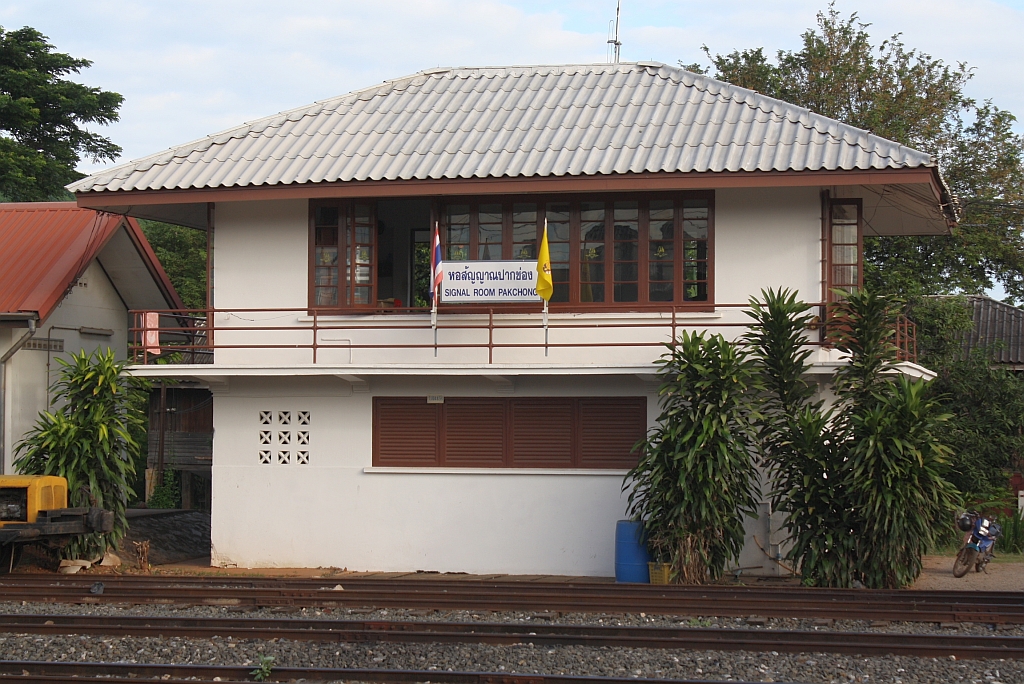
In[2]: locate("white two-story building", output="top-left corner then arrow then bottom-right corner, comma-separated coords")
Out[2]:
69,63 -> 952,575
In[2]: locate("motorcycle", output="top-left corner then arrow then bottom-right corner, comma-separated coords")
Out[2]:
953,511 -> 1002,578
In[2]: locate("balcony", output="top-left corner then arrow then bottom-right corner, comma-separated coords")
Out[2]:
129,307 -> 919,370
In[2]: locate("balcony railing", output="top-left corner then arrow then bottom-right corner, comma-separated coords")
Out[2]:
128,307 -> 918,366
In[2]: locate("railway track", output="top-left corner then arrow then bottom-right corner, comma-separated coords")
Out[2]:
0,612 -> 1019,659
0,574 -> 1022,624
0,660 -> 779,684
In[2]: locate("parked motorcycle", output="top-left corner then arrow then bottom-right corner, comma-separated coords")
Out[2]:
953,511 -> 1002,578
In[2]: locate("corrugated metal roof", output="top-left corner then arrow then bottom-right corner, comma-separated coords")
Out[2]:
0,203 -> 181,320
963,296 -> 1024,367
69,63 -> 935,195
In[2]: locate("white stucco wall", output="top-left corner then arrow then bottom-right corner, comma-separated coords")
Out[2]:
209,375 -> 660,574
2,261 -> 128,473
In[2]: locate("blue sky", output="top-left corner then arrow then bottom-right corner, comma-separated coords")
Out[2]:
1,1 -> 1022,171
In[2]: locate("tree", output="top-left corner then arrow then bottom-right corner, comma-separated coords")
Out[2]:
0,26 -> 123,201
625,331 -> 760,584
140,221 -> 207,310
696,5 -> 1024,302
14,350 -> 147,559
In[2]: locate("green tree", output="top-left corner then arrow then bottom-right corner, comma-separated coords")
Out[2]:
139,221 -> 207,309
0,26 -> 122,201
625,331 -> 760,584
697,5 -> 1024,301
745,289 -> 958,588
14,349 -> 147,559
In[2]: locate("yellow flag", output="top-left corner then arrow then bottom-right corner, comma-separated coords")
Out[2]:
536,221 -> 553,302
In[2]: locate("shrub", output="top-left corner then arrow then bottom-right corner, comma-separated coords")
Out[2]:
14,349 -> 147,559
625,331 -> 760,583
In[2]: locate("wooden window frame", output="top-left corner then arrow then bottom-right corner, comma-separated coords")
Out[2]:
826,198 -> 863,303
309,200 -> 379,310
372,396 -> 647,469
309,192 -> 714,313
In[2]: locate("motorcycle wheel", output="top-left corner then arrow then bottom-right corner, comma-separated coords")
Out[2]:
953,547 -> 978,578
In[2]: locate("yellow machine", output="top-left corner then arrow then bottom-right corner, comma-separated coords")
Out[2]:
0,474 -> 113,573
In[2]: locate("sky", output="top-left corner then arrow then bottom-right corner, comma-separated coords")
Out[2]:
3,0 -> 1023,173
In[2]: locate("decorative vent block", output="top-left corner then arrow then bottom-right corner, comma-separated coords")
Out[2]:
259,450 -> 272,464
258,410 -> 312,465
298,411 -> 310,425
296,451 -> 310,465
278,411 -> 291,425
297,431 -> 309,445
259,431 -> 272,445
277,451 -> 290,464
259,411 -> 272,425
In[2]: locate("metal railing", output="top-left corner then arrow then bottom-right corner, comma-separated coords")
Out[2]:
129,306 -> 918,366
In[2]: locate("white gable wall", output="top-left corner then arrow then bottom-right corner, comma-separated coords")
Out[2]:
3,260 -> 128,473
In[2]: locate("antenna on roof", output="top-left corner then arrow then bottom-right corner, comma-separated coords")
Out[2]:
607,0 -> 622,63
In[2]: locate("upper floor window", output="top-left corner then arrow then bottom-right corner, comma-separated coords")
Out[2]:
828,199 -> 862,302
442,195 -> 712,307
310,193 -> 713,312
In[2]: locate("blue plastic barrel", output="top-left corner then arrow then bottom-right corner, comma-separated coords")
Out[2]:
615,520 -> 650,583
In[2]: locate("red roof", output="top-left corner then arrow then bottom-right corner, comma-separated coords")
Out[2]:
0,202 -> 182,320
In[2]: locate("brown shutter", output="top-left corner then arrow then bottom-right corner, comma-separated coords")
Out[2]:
373,397 -> 440,466
510,398 -> 574,467
444,398 -> 506,466
578,397 -> 646,468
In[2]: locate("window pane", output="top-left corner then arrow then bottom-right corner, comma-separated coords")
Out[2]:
649,263 -> 673,281
478,241 -> 501,260
354,287 -> 372,304
479,204 -> 503,224
580,263 -> 604,282
650,282 -> 673,302
649,242 -> 673,261
614,263 -> 638,281
315,267 -> 337,286
614,201 -> 638,221
684,282 -> 708,301
315,287 -> 337,306
614,223 -> 638,240
446,225 -> 469,244
552,282 -> 569,303
684,241 -> 708,260
547,203 -> 570,241
833,265 -> 858,285
684,262 -> 708,281
513,203 -> 536,223
315,207 -> 338,226
581,283 -> 604,302
614,241 -> 638,260
447,204 -> 470,225
354,204 -> 372,220
513,243 -> 535,260
355,265 -> 372,284
614,282 -> 638,302
549,243 -> 569,263
581,243 -> 604,263
832,224 -> 857,244
683,201 -> 708,220
316,226 -> 338,245
831,203 -> 857,222
316,246 -> 338,266
649,200 -> 673,222
683,220 -> 708,240
355,246 -> 372,264
356,225 -> 372,243
448,244 -> 469,261
552,265 -> 569,282
581,202 -> 605,223
833,245 -> 858,264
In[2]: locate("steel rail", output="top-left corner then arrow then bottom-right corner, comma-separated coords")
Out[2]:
0,660 -> 782,684
0,576 -> 1021,623
0,614 -> 1020,660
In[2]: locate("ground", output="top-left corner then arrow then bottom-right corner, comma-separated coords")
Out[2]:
911,553 -> 1024,591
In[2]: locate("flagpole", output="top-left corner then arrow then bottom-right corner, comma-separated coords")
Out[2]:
543,217 -> 549,357
432,221 -> 439,357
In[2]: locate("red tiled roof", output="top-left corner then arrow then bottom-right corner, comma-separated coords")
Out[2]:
0,202 -> 182,320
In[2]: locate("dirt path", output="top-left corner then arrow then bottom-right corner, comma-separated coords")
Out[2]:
911,553 -> 1024,591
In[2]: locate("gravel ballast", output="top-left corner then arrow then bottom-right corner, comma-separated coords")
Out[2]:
0,602 -> 1020,683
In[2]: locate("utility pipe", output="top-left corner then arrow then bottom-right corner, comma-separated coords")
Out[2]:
0,318 -> 37,473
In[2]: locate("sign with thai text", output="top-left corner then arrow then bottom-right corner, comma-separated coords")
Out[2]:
440,261 -> 540,303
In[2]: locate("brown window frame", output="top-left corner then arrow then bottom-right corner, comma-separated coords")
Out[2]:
826,198 -> 863,303
309,200 -> 378,309
309,192 -> 714,313
372,396 -> 647,469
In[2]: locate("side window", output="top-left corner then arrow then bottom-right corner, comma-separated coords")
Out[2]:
828,199 -> 861,302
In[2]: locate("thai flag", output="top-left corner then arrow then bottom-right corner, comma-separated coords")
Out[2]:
430,223 -> 443,302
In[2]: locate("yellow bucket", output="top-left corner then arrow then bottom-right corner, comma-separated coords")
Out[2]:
648,562 -> 671,585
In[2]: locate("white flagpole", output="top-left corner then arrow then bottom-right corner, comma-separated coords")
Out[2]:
432,221 -> 439,357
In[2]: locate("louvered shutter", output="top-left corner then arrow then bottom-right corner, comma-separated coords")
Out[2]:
510,398 -> 574,467
373,397 -> 440,466
578,397 -> 646,468
444,398 -> 506,466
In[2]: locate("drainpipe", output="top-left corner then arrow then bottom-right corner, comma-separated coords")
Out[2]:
0,316 -> 38,474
